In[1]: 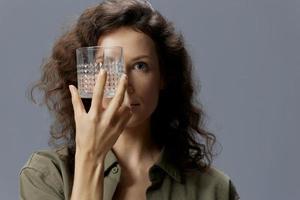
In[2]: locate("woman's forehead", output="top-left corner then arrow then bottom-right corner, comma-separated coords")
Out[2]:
97,27 -> 157,57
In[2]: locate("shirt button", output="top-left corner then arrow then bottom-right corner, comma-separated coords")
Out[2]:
112,166 -> 119,174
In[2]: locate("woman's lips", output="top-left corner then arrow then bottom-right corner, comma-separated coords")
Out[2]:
129,103 -> 140,111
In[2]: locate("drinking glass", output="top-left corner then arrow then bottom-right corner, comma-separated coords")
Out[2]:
76,46 -> 125,99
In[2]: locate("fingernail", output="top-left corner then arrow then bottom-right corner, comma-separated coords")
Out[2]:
69,85 -> 73,93
100,68 -> 106,75
122,73 -> 128,80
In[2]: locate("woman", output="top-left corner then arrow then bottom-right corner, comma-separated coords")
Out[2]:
19,0 -> 239,199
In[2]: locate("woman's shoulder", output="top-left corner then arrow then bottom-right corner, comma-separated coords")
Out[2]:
19,146 -> 72,200
201,166 -> 231,184
183,165 -> 240,200
184,165 -> 228,182
20,146 -> 71,176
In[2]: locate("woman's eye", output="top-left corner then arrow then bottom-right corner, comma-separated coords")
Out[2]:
133,62 -> 148,71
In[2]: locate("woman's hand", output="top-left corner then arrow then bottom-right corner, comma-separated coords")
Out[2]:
69,69 -> 132,200
69,69 -> 133,162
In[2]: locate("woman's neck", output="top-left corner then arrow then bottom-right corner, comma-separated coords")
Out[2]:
112,119 -> 162,171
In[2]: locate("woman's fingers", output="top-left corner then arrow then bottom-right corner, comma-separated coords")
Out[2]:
104,73 -> 128,120
90,69 -> 107,115
69,85 -> 85,116
115,105 -> 133,130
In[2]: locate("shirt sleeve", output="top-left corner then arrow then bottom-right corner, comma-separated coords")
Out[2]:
19,151 -> 65,200
19,167 -> 64,200
229,180 -> 240,200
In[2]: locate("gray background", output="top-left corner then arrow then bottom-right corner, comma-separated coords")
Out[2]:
0,0 -> 299,199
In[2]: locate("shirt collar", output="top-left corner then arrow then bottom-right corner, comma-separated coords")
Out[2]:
153,147 -> 182,183
104,150 -> 119,174
104,147 -> 183,183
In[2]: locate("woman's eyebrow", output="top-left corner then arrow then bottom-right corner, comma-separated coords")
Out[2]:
130,55 -> 151,62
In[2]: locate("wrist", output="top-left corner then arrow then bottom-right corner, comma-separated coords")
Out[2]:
75,149 -> 107,166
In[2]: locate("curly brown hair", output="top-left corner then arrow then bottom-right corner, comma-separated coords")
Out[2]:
28,0 -> 217,172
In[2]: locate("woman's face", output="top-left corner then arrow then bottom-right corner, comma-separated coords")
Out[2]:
97,27 -> 164,128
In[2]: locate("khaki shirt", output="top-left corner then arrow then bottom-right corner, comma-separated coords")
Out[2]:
19,147 -> 239,200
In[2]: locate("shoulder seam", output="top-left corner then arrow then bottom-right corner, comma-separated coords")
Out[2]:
19,151 -> 57,176
19,165 -> 51,177
19,152 -> 38,176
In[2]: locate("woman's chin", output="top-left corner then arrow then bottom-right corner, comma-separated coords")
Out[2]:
124,115 -> 149,129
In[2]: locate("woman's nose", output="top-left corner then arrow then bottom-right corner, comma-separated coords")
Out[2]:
123,70 -> 133,94
124,67 -> 134,94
